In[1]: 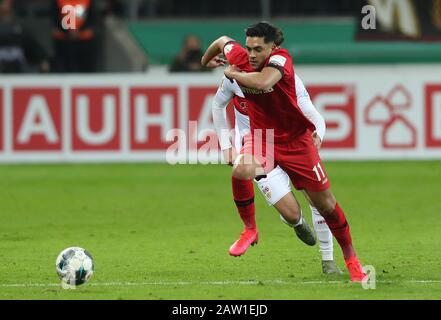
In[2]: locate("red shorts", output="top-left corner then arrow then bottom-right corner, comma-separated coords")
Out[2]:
241,131 -> 330,192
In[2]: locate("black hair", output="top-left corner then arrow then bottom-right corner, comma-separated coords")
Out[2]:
245,21 -> 284,46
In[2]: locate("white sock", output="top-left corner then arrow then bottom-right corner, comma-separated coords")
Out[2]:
293,211 -> 303,227
310,205 -> 334,261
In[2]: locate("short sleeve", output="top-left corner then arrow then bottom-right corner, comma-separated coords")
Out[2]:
267,49 -> 292,78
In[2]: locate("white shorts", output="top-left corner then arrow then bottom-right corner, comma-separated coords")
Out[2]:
234,109 -> 291,206
255,165 -> 292,206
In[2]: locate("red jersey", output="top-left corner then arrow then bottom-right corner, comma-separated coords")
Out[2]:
224,41 -> 315,144
223,41 -> 252,116
223,41 -> 253,73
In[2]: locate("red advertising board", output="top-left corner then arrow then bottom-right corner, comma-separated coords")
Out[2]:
0,71 -> 440,162
308,85 -> 356,149
71,88 -> 121,151
129,87 -> 179,150
426,85 -> 441,148
12,88 -> 62,151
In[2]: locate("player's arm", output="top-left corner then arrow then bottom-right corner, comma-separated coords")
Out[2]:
300,100 -> 325,149
201,36 -> 234,67
295,74 -> 326,148
224,66 -> 282,91
212,77 -> 238,164
212,77 -> 233,150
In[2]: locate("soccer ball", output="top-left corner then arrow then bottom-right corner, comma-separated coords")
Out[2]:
56,247 -> 94,286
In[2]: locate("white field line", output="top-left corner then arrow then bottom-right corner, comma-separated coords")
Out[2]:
1,279 -> 441,288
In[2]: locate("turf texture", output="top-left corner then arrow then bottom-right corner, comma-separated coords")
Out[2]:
0,161 -> 440,299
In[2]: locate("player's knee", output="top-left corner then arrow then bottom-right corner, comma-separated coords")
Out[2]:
232,163 -> 254,180
276,199 -> 302,225
315,198 -> 336,218
281,208 -> 302,225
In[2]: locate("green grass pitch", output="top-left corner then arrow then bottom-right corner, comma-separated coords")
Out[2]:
0,161 -> 440,299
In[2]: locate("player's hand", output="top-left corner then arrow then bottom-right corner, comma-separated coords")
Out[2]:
224,65 -> 240,79
223,148 -> 237,166
206,55 -> 227,68
312,131 -> 322,149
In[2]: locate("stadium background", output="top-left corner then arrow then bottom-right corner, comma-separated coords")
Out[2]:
1,0 -> 441,300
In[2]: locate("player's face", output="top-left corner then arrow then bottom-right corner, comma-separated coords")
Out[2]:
245,37 -> 275,70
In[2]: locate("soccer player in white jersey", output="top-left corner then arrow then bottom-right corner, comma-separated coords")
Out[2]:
204,52 -> 342,274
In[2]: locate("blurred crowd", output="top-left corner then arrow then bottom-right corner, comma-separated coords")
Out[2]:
0,0 -> 358,74
0,0 -> 49,73
169,35 -> 209,73
0,0 -> 217,74
0,0 -> 103,73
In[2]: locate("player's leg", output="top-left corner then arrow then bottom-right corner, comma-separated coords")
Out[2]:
232,123 -> 256,231
231,177 -> 256,230
305,187 -> 365,281
304,189 -> 351,256
229,124 -> 258,257
311,205 -> 342,274
232,131 -> 268,181
229,176 -> 258,256
233,153 -> 266,180
256,167 -> 316,246
301,192 -> 342,274
275,136 -> 364,281
275,194 -> 316,246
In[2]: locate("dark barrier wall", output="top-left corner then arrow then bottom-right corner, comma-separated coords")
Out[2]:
129,19 -> 441,65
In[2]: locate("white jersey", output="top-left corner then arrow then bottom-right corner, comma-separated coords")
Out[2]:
212,73 -> 326,151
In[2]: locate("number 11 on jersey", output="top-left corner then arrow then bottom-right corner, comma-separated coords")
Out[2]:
313,162 -> 326,181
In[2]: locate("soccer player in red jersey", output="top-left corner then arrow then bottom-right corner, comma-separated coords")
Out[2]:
203,22 -> 366,282
203,50 -> 342,275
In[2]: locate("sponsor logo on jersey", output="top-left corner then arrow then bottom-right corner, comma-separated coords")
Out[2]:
239,86 -> 274,95
236,102 -> 247,113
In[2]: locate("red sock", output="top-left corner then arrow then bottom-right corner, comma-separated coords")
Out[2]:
322,203 -> 355,260
232,177 -> 256,230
